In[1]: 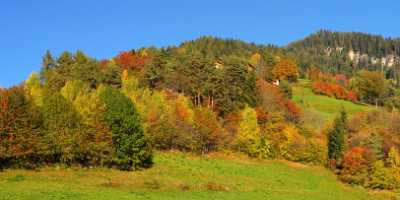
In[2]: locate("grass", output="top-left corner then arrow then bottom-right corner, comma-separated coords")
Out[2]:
0,151 -> 397,200
292,79 -> 374,122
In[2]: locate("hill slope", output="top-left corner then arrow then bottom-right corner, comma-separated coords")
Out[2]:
0,152 -> 395,200
292,80 -> 374,122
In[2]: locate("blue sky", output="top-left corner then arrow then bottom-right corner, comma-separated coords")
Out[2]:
1,0 -> 400,87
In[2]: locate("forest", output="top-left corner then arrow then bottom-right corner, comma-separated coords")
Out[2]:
3,31 -> 400,192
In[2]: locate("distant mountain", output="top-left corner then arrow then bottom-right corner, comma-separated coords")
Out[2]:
286,30 -> 400,74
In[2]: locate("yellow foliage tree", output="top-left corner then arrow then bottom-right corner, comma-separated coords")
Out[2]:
24,72 -> 44,106
236,106 -> 261,156
250,53 -> 262,66
388,147 -> 400,168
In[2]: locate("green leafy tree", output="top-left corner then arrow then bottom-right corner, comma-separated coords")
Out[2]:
99,86 -> 152,170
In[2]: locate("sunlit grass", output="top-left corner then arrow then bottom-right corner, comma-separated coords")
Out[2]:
0,151 -> 395,200
292,80 -> 374,122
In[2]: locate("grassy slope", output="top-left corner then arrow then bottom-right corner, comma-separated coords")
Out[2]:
292,80 -> 374,121
0,152 -> 396,200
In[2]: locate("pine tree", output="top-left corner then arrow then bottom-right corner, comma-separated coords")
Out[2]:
328,108 -> 347,166
42,50 -> 56,70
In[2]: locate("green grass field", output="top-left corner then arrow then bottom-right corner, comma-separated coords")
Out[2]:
0,152 -> 396,200
292,80 -> 374,121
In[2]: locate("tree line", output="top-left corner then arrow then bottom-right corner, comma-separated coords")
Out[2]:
2,36 -> 400,190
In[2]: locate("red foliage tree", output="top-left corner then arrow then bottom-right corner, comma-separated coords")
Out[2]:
343,147 -> 369,172
114,51 -> 147,71
282,100 -> 302,123
340,147 -> 376,185
0,87 -> 44,168
312,80 -> 357,102
346,90 -> 358,102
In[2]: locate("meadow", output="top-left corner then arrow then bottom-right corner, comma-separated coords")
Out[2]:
0,152 -> 396,200
292,80 -> 374,122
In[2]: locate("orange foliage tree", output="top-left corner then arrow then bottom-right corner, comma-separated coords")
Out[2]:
271,58 -> 298,81
312,81 -> 358,102
340,147 -> 375,185
114,51 -> 147,71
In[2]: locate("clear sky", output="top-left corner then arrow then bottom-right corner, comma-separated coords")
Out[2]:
1,0 -> 400,87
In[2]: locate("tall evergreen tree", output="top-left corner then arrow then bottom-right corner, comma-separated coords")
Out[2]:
42,50 -> 56,70
328,108 -> 348,167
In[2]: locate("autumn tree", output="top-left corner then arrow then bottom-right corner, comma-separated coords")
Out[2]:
236,106 -> 263,157
114,51 -> 146,71
388,147 -> 400,168
352,71 -> 389,106
41,92 -> 82,164
271,58 -> 298,82
61,82 -> 113,165
24,72 -> 44,106
193,107 -> 227,154
340,147 -> 373,185
0,86 -> 43,169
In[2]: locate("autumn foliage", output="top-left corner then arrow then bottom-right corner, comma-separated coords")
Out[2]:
271,58 -> 298,81
114,51 -> 147,71
3,37 -> 400,191
312,81 -> 357,102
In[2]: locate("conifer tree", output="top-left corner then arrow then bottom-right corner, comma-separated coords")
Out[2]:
328,108 -> 348,166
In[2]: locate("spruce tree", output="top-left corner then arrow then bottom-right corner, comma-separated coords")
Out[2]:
328,108 -> 347,166
42,50 -> 56,71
